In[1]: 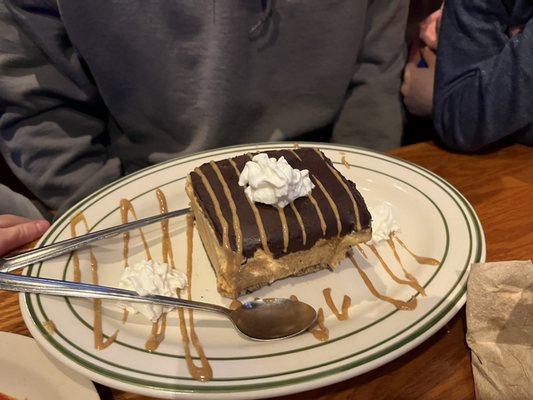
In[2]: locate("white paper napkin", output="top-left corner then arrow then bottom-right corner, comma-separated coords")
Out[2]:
466,260 -> 533,399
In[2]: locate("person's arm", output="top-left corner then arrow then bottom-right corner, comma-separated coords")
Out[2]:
0,0 -> 122,212
434,0 -> 533,151
332,0 -> 409,151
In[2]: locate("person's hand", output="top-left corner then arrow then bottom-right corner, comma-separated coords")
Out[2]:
0,215 -> 50,256
419,9 -> 443,51
401,47 -> 437,118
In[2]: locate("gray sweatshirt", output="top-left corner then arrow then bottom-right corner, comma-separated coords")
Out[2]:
0,0 -> 408,213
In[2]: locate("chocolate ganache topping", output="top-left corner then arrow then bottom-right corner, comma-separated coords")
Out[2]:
189,148 -> 371,259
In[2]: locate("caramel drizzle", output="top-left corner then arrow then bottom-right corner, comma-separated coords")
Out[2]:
322,288 -> 350,321
290,295 -> 328,341
70,213 -> 118,349
340,153 -> 350,169
156,189 -> 175,269
229,158 -> 271,255
176,213 -> 212,382
209,161 -> 243,261
367,244 -> 425,296
314,149 -> 325,160
313,177 -> 342,236
394,235 -> 440,266
289,202 -> 307,246
119,198 -> 152,324
143,189 -> 173,352
348,253 -> 417,310
119,199 -> 152,264
278,207 -> 290,253
288,149 -> 302,161
355,243 -> 367,258
314,148 -> 361,231
186,213 -> 195,288
308,194 -> 327,236
309,308 -> 329,341
194,167 -> 230,251
43,320 -> 56,335
145,313 -> 167,352
387,238 -> 426,296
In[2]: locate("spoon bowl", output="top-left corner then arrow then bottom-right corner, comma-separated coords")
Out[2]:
229,298 -> 317,340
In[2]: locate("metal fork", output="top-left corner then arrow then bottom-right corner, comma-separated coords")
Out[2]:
0,207 -> 190,273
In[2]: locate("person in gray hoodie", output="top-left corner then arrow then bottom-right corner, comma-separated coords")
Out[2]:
434,0 -> 533,151
0,0 -> 409,215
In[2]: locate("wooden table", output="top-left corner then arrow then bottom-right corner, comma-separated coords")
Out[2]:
1,141 -> 532,400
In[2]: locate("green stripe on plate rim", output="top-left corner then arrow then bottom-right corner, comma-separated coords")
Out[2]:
23,143 -> 483,392
50,161 -> 448,362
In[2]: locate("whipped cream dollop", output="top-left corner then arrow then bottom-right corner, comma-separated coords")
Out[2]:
238,153 -> 314,208
118,259 -> 187,322
368,203 -> 400,244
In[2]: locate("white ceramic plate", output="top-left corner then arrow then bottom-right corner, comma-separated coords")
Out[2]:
20,143 -> 485,399
0,331 -> 99,400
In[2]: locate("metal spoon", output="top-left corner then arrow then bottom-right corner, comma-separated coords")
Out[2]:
0,273 -> 317,341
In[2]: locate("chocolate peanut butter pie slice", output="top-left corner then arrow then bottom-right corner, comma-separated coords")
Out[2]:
186,148 -> 372,298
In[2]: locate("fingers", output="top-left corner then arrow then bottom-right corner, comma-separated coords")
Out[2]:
420,47 -> 437,69
0,214 -> 32,228
0,220 -> 50,256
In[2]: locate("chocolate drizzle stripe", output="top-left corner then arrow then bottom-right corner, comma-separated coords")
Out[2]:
288,149 -> 302,161
313,177 -> 342,236
367,244 -> 425,295
348,253 -> 417,311
119,198 -> 152,324
278,207 -> 289,253
70,214 -> 118,350
341,154 -> 350,169
312,148 -> 361,232
394,235 -> 440,266
355,243 -> 367,258
323,288 -> 350,321
386,238 -> 426,296
289,202 -> 307,245
315,149 -> 325,160
307,193 -> 327,236
194,167 -> 230,250
120,199 -> 152,261
156,189 -> 175,269
228,158 -> 271,255
321,157 -> 362,231
309,308 -> 329,341
178,214 -> 213,381
209,161 -> 243,258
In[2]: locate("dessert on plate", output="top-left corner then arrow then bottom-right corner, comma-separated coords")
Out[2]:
186,147 -> 372,298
